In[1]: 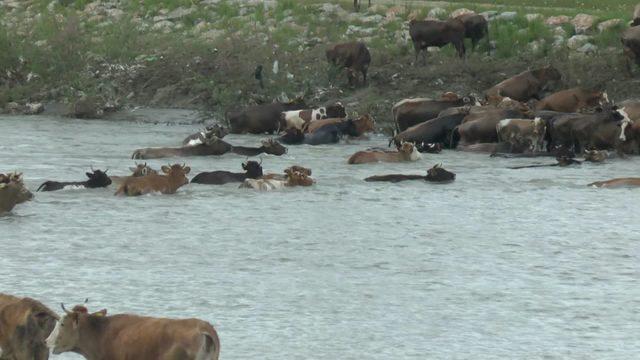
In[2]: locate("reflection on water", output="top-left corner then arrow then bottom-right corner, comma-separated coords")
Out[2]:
1,115 -> 640,359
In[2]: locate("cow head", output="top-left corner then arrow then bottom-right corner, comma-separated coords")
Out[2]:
0,297 -> 58,360
47,303 -> 106,355
325,102 -> 347,118
353,114 -> 376,135
426,164 -> 456,182
204,124 -> 229,139
285,165 -> 312,176
535,65 -> 562,83
85,168 -> 112,188
399,142 -> 421,161
161,164 -> 191,185
532,117 -> 547,136
498,97 -> 534,117
241,160 -> 264,178
284,169 -> 314,187
128,163 -> 157,177
584,149 -> 608,163
261,139 -> 287,155
0,172 -> 33,203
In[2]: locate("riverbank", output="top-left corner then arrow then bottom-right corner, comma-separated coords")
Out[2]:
1,0 -> 638,126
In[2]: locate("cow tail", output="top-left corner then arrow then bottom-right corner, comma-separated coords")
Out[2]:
450,126 -> 461,149
196,332 -> 219,360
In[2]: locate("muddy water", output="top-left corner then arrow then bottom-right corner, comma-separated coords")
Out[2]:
1,114 -> 640,359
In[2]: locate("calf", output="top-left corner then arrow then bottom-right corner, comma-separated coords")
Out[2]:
46,303 -> 220,360
485,66 -> 562,103
37,168 -> 111,192
191,160 -> 263,185
348,142 -> 421,164
115,163 -> 190,196
409,19 -> 466,65
365,164 -> 456,183
230,139 -> 287,156
535,88 -> 608,113
496,117 -> 547,152
589,177 -> 640,188
326,42 -> 371,86
109,163 -> 158,187
282,102 -> 346,130
0,293 -> 58,360
240,168 -> 314,191
0,172 -> 33,213
182,124 -> 229,146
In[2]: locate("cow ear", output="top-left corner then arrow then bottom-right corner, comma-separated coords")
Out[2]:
161,166 -> 170,173
183,167 -> 191,174
86,172 -> 93,178
242,163 -> 247,170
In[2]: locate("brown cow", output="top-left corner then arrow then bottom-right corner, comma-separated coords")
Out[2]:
455,108 -> 530,145
0,293 -> 58,360
485,66 -> 562,103
0,172 -> 33,213
496,117 -> 547,152
46,304 -> 220,360
326,42 -> 371,86
115,163 -> 190,196
348,142 -> 421,164
393,94 -> 478,131
409,19 -> 466,65
622,25 -> 640,73
304,114 -> 375,136
535,88 -> 608,113
131,136 -> 232,159
364,164 -> 456,183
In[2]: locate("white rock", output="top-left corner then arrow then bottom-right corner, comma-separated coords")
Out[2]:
567,35 -> 591,50
106,8 -> 125,20
24,103 -> 44,115
151,20 -> 174,32
598,18 -> 622,32
428,7 -> 447,19
546,15 -> 570,26
577,43 -> 597,54
496,12 -> 517,21
572,13 -> 596,34
526,13 -> 543,22
450,8 -> 475,18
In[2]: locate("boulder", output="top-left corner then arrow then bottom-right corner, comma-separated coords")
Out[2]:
450,8 -> 475,18
597,18 -> 623,32
526,13 -> 543,22
572,14 -> 596,34
546,15 -> 570,26
24,102 -> 44,115
496,12 -> 518,21
166,6 -> 195,20
577,43 -> 597,54
567,35 -> 591,50
70,97 -> 103,119
428,7 -> 447,19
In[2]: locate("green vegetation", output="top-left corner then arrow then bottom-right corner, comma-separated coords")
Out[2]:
0,0 -> 636,121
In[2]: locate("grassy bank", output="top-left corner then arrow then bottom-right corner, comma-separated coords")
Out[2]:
0,0 -> 637,124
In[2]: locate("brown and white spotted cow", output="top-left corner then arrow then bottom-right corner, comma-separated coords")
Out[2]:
282,102 -> 346,130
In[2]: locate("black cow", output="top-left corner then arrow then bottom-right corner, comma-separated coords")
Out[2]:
191,161 -> 264,185
37,168 -> 112,192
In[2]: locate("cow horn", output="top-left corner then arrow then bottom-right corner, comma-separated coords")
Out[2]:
90,165 -> 95,172
61,303 -> 71,314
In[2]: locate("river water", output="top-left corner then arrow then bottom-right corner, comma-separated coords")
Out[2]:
1,114 -> 640,359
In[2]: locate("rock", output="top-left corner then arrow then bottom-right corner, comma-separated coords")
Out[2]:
553,26 -> 567,37
480,11 -> 498,21
450,8 -> 475,18
106,8 -> 124,20
70,97 -> 103,119
598,18 -> 623,32
200,29 -> 224,41
407,9 -> 420,21
385,6 -> 403,19
361,14 -> 384,23
496,11 -> 518,21
428,7 -> 447,19
529,39 -> 546,53
552,35 -> 565,49
572,14 -> 596,34
346,25 -> 375,36
193,21 -> 208,33
151,85 -> 179,106
546,15 -> 570,26
526,13 -> 543,22
166,6 -> 195,20
151,20 -> 174,32
5,102 -> 22,114
24,103 -> 44,115
577,43 -> 598,54
567,35 -> 591,50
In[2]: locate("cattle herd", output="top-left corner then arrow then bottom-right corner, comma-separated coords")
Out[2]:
3,5 -> 640,360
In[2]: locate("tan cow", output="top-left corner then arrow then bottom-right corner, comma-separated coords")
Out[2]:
241,167 -> 315,191
589,177 -> 640,188
46,304 -> 220,360
0,173 -> 33,214
348,142 -> 421,164
0,293 -> 58,360
115,163 -> 190,196
109,163 -> 158,187
485,66 -> 562,103
535,88 -> 608,113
